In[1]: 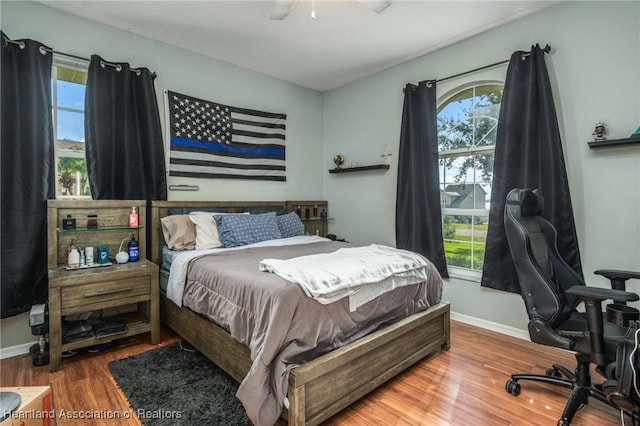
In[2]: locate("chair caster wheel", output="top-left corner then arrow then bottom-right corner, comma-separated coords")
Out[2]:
506,379 -> 521,396
557,421 -> 569,426
546,368 -> 561,378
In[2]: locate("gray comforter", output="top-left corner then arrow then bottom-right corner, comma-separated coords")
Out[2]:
181,241 -> 443,426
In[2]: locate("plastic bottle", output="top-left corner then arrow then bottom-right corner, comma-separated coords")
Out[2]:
129,207 -> 139,228
128,234 -> 139,262
66,238 -> 80,269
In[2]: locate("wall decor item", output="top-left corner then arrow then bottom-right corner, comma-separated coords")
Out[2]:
333,154 -> 344,168
166,91 -> 287,181
631,125 -> 640,139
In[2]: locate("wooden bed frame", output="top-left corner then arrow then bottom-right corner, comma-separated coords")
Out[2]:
150,200 -> 451,426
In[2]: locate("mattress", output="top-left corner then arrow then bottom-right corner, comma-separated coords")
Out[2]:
165,237 -> 443,426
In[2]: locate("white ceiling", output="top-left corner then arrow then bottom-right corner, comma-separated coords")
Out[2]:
38,0 -> 557,92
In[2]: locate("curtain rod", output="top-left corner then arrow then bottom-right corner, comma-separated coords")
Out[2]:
407,44 -> 551,89
5,38 -> 157,78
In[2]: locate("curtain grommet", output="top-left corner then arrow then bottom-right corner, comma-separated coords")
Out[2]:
39,46 -> 47,55
115,64 -> 122,72
18,41 -> 26,49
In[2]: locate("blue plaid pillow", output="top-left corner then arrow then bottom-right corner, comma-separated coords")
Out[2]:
214,213 -> 281,247
276,212 -> 305,238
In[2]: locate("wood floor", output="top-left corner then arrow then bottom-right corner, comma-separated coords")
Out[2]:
1,320 -> 626,426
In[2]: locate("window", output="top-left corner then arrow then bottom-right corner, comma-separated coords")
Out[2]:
437,83 -> 503,273
52,61 -> 90,199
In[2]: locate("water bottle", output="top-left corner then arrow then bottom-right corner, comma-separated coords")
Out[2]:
128,234 -> 139,262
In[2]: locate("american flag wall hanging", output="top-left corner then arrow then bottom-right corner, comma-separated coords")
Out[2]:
166,91 -> 287,181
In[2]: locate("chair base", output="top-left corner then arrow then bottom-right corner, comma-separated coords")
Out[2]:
506,363 -> 640,426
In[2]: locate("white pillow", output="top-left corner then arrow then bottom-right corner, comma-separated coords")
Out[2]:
188,212 -> 248,250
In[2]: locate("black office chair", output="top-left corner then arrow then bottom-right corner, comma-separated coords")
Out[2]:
503,188 -> 640,425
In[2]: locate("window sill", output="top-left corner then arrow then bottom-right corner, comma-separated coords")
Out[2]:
446,266 -> 482,283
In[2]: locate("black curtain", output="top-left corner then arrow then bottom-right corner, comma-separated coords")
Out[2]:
396,81 -> 448,278
1,33 -> 54,318
85,55 -> 166,201
481,44 -> 582,293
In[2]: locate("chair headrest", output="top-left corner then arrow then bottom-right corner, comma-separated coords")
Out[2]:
506,188 -> 544,217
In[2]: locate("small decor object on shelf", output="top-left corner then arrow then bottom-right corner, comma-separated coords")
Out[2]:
87,214 -> 98,229
85,246 -> 94,266
333,154 -> 344,169
631,125 -> 640,139
380,147 -> 393,165
62,215 -> 76,230
115,238 -> 129,264
592,121 -> 607,141
66,238 -> 80,270
97,245 -> 109,264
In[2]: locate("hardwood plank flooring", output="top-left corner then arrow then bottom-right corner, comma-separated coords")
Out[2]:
0,320 -> 626,425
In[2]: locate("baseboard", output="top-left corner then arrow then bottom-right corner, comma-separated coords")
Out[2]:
0,341 -> 35,360
451,312 -> 531,341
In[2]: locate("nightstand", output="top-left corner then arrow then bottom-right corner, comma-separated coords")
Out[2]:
47,200 -> 159,372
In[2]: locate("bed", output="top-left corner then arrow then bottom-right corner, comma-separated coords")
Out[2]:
150,200 -> 450,426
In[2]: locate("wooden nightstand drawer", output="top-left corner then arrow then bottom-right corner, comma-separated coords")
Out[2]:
61,276 -> 150,309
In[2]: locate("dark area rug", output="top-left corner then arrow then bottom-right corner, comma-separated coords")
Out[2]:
108,342 -> 252,426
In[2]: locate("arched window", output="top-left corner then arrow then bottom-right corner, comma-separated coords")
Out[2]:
438,83 -> 503,272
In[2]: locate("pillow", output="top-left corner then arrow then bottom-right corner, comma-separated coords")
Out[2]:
214,213 -> 282,247
189,211 -> 251,249
276,212 -> 305,238
161,215 -> 196,250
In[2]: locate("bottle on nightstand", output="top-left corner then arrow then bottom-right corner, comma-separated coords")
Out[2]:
129,207 -> 139,228
66,238 -> 80,270
128,234 -> 139,262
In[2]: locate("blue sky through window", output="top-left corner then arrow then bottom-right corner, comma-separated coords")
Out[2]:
56,80 -> 85,142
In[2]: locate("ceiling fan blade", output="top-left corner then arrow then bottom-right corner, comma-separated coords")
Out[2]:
270,0 -> 300,20
357,0 -> 392,14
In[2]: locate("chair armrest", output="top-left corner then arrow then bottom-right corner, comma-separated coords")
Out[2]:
567,285 -> 638,366
566,286 -> 639,303
595,269 -> 640,281
595,269 -> 640,294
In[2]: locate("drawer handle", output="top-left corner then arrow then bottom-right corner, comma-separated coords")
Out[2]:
84,287 -> 133,298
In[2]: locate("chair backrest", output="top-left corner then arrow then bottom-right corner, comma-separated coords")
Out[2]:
504,188 -> 584,328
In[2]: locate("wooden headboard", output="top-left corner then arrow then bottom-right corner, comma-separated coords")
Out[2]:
149,200 -> 328,266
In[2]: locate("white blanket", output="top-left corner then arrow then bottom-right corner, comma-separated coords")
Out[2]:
259,244 -> 431,311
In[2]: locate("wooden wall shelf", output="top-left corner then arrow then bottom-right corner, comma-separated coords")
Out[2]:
588,137 -> 640,149
329,164 -> 390,174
